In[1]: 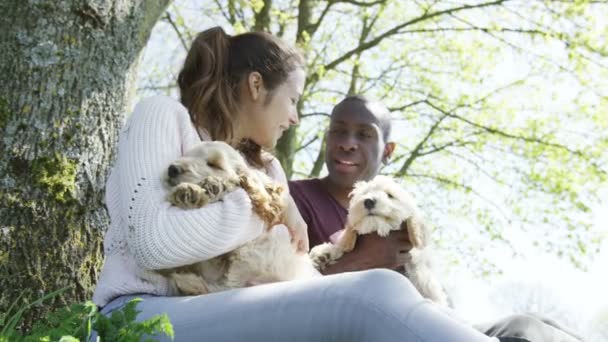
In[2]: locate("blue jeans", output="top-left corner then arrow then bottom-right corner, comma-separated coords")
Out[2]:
476,313 -> 583,342
94,269 -> 496,341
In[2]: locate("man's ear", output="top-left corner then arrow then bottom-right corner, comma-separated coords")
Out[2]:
247,71 -> 264,101
382,142 -> 396,163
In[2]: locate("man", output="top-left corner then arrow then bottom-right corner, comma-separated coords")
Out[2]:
289,95 -> 582,341
290,95 -> 409,274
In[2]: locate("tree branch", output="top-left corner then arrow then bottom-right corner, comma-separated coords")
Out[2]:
300,112 -> 331,119
397,110 -> 450,176
295,135 -> 319,153
307,0 -> 510,84
214,0 -> 236,25
309,136 -> 327,178
337,0 -> 386,7
423,99 -> 585,157
405,172 -> 511,223
253,0 -> 273,31
390,101 -> 425,114
163,12 -> 188,51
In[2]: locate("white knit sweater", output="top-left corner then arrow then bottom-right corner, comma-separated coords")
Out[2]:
93,95 -> 285,307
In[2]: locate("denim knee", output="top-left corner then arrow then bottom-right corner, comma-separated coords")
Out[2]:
340,269 -> 423,308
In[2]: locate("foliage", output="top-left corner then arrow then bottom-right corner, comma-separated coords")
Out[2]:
138,0 -> 608,274
0,288 -> 173,342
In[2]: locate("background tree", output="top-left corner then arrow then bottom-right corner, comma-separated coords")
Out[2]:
140,0 -> 608,275
0,0 -> 171,326
2,0 -> 606,329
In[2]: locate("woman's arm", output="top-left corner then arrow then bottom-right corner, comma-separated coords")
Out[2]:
265,158 -> 309,253
114,96 -> 266,270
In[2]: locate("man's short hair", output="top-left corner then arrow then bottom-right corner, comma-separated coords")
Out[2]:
331,95 -> 392,141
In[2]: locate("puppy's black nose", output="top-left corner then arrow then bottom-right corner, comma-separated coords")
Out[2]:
364,198 -> 376,209
168,165 -> 180,178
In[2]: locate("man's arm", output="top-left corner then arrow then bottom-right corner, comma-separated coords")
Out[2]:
322,230 -> 412,275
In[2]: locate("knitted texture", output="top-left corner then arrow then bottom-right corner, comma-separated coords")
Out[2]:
93,95 -> 284,306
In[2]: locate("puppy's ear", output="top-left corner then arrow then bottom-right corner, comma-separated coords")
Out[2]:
349,180 -> 367,199
207,149 -> 228,171
400,215 -> 427,248
337,225 -> 358,252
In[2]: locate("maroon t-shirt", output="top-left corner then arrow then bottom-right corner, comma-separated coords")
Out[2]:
288,179 -> 347,248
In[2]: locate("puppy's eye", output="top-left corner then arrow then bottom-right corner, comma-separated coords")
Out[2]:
207,161 -> 221,169
386,192 -> 394,199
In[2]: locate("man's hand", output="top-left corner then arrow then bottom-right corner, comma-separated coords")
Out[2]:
283,194 -> 310,254
321,229 -> 412,275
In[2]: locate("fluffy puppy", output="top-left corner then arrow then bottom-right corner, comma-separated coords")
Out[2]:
166,141 -> 284,226
159,141 -> 317,295
310,175 -> 449,306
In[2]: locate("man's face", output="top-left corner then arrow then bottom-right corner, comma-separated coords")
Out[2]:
325,101 -> 387,189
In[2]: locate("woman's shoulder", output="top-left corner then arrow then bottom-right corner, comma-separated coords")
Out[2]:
135,94 -> 184,109
265,156 -> 288,188
123,95 -> 199,148
131,95 -> 190,123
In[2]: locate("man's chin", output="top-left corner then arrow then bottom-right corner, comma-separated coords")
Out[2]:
328,172 -> 360,189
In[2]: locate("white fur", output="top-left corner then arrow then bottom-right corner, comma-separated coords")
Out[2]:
310,175 -> 449,306
159,141 -> 319,295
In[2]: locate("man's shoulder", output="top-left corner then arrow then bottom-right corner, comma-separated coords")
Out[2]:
288,178 -> 323,194
289,178 -> 322,186
289,178 -> 328,201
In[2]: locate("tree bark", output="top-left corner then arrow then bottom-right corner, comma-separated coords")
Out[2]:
253,0 -> 272,32
275,0 -> 313,179
0,0 -> 170,327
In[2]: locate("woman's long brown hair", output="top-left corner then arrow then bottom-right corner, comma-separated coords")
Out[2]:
177,27 -> 304,167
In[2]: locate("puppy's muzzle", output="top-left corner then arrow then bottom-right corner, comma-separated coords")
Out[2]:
364,198 -> 376,210
167,164 -> 183,185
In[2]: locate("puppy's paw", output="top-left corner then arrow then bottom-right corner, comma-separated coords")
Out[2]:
168,183 -> 210,208
376,225 -> 393,237
199,176 -> 238,201
309,243 -> 343,271
170,273 -> 210,295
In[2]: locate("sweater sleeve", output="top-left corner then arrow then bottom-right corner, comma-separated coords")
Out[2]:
287,181 -> 312,227
115,96 -> 266,270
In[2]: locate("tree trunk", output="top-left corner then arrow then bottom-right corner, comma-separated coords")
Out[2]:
0,0 -> 170,327
276,0 -> 313,179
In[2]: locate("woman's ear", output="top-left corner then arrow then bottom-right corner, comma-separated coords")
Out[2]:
382,142 -> 396,164
247,71 -> 264,101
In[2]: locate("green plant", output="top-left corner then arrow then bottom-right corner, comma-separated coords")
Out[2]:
92,298 -> 173,342
0,288 -> 173,341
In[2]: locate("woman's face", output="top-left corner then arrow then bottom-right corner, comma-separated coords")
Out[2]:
245,68 -> 306,149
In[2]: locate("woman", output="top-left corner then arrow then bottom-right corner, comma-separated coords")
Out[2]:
92,26 -> 496,341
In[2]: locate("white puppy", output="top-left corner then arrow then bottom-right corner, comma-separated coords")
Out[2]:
310,175 -> 449,306
158,141 -> 318,295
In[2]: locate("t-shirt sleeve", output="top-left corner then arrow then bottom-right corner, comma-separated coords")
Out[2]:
288,180 -> 347,248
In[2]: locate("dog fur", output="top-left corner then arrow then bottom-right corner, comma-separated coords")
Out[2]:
157,141 -> 317,295
309,175 -> 450,306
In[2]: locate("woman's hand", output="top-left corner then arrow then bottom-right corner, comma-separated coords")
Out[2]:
283,194 -> 310,254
